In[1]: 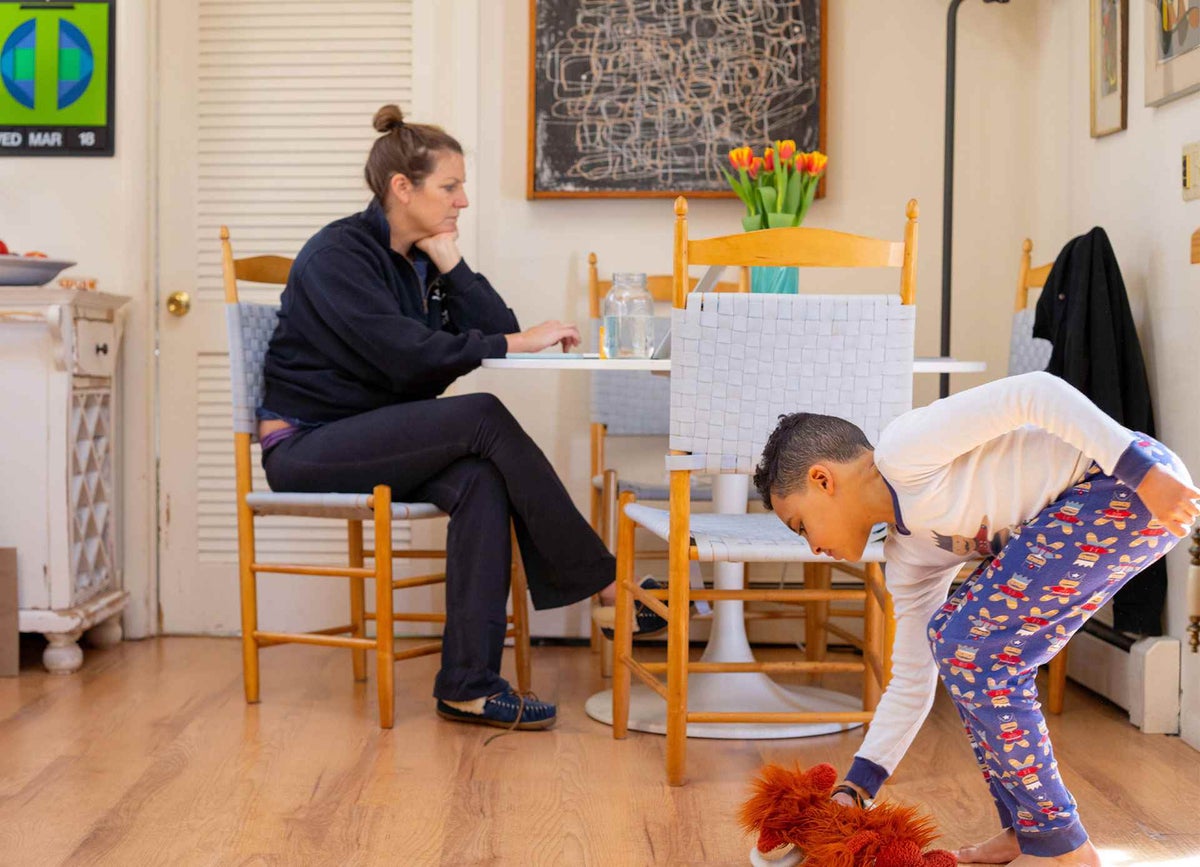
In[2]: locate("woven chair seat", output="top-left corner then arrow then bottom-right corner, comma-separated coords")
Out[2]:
590,473 -> 718,503
623,502 -> 889,564
245,492 -> 444,521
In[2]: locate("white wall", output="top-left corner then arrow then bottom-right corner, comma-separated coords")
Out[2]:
430,0 -> 1039,637
0,0 -> 156,638
0,0 -> 1102,654
1030,1 -> 1200,749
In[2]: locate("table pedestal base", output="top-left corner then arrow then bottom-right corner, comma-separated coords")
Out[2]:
585,671 -> 863,739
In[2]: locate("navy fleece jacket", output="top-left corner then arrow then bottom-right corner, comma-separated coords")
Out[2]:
260,200 -> 517,423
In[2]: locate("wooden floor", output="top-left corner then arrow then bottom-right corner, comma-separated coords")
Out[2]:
1,637 -> 1198,867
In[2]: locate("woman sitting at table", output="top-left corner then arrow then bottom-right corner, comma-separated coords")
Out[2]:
257,105 -> 640,731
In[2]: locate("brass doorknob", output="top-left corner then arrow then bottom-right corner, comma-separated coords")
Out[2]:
166,291 -> 191,317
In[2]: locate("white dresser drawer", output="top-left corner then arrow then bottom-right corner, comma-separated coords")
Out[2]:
74,319 -> 116,377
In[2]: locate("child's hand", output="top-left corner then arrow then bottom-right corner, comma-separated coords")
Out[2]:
1135,464 -> 1200,537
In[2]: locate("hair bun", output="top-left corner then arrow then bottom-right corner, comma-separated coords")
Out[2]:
373,104 -> 405,134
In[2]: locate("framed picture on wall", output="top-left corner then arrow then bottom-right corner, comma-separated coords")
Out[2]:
1090,0 -> 1128,137
0,0 -> 115,156
527,0 -> 826,199
1146,0 -> 1200,105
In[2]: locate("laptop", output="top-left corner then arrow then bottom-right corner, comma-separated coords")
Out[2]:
651,320 -> 671,360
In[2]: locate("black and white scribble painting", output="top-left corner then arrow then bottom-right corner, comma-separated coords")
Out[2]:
530,0 -> 824,197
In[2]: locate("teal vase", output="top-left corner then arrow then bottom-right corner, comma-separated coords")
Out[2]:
750,265 -> 799,294
743,213 -> 799,294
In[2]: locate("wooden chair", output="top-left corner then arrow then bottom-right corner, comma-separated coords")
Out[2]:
586,254 -> 743,672
1015,238 -> 1053,318
1016,239 -> 1072,714
220,226 -> 531,728
1010,238 -> 1054,376
585,252 -> 744,546
612,199 -> 918,785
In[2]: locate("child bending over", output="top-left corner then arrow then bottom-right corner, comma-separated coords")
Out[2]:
753,372 -> 1198,866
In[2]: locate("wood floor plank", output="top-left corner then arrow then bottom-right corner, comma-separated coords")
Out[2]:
0,637 -> 1195,866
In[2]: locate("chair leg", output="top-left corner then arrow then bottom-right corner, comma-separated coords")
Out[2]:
666,472 -> 691,787
1047,645 -> 1068,714
862,564 -> 885,715
591,470 -> 619,660
236,513 -> 260,704
589,477 -> 603,656
595,471 -> 620,676
804,563 -> 831,684
612,491 -> 637,738
373,486 -> 395,729
510,524 -> 532,694
599,635 -> 614,679
590,603 -> 604,659
348,520 -> 367,683
234,445 -> 260,704
590,478 -> 603,539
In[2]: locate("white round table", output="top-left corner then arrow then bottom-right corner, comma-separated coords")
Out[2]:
482,352 -> 986,738
483,354 -> 986,375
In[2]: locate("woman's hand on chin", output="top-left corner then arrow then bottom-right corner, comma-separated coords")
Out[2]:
414,232 -> 462,274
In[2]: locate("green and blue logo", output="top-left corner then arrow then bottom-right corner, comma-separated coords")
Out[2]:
0,5 -> 108,126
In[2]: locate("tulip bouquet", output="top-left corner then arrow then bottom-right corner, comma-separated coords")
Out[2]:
722,141 -> 827,232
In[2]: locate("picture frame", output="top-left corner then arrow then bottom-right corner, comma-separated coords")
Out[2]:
526,0 -> 826,199
1145,0 -> 1200,106
1090,0 -> 1128,137
0,0 -> 116,156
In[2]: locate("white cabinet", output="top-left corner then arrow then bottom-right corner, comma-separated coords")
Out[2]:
0,288 -> 129,673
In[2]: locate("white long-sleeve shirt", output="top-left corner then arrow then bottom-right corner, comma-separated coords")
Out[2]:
844,372 -> 1163,796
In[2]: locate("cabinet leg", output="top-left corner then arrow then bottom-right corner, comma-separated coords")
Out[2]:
44,630 -> 84,674
87,615 -> 123,649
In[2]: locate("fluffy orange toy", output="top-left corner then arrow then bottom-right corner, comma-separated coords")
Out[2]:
739,763 -> 956,867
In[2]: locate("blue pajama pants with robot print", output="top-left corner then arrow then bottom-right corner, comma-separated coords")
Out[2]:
927,435 -> 1185,857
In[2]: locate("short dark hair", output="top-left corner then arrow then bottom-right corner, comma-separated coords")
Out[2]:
753,413 -> 873,510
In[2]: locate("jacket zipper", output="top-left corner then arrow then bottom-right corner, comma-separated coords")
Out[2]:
424,276 -> 443,315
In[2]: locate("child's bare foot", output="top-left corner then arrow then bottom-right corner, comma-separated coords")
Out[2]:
952,828 -> 1020,864
1009,840 -> 1101,866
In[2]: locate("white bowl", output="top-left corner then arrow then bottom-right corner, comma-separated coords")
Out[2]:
0,255 -> 77,287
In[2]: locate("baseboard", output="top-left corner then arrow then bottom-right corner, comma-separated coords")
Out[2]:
1067,630 -> 1180,734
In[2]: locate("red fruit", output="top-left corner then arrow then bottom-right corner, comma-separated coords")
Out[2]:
0,239 -> 8,254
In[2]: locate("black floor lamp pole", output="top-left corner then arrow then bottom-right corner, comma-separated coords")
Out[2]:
942,0 -> 1009,399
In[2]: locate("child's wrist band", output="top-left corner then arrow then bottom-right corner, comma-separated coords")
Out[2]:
832,784 -> 871,808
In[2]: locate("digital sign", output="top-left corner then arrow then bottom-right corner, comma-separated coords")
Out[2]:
0,1 -> 114,156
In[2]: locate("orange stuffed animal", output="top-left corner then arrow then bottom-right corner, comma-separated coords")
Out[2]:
739,763 -> 956,867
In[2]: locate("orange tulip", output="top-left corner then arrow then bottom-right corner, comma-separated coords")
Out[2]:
748,156 -> 764,180
728,147 -> 752,170
808,151 -> 828,175
777,139 -> 797,163
763,147 -> 775,172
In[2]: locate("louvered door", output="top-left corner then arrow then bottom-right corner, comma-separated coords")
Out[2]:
157,0 -> 425,634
